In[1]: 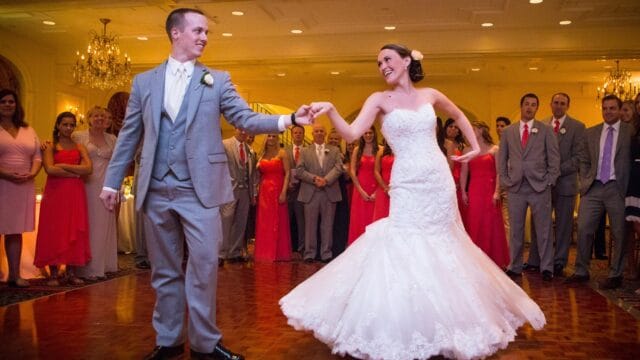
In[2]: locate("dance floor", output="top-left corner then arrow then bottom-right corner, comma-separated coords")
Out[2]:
1,260 -> 640,360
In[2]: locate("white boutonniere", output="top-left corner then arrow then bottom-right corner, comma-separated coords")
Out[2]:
531,127 -> 539,134
201,71 -> 214,86
411,49 -> 424,61
323,148 -> 330,154
559,128 -> 566,135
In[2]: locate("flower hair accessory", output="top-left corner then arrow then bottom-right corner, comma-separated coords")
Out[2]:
411,49 -> 424,61
201,71 -> 214,86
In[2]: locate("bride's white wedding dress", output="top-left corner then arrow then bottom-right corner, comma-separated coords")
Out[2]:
279,104 -> 545,360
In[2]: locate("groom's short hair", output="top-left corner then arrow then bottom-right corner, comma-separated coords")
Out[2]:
166,8 -> 205,42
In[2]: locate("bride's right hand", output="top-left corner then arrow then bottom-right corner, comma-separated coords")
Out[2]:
309,102 -> 334,119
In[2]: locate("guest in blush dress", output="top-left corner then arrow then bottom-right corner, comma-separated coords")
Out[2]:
34,112 -> 92,286
0,89 -> 42,288
460,121 -> 510,268
372,138 -> 394,221
254,134 -> 292,262
347,126 -> 379,244
73,106 -> 118,280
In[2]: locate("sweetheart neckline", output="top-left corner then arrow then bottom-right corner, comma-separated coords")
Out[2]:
384,103 -> 433,117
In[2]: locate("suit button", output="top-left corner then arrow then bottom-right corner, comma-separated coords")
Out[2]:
170,146 -> 175,150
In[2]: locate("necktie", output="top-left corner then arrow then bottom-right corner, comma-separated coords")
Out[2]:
294,146 -> 300,164
167,65 -> 187,121
239,143 -> 246,167
521,123 -> 529,149
599,126 -> 614,183
317,145 -> 324,166
553,120 -> 560,134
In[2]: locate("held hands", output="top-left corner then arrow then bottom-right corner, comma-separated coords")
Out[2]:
294,105 -> 314,125
308,102 -> 335,120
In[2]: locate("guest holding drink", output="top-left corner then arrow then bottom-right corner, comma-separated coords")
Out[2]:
0,89 -> 42,287
34,112 -> 92,286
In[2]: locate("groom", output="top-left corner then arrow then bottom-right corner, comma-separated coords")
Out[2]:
100,8 -> 311,360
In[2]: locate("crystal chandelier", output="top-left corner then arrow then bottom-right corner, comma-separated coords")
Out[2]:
73,18 -> 131,90
596,60 -> 637,101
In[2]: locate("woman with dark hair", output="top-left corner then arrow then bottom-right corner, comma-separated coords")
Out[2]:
347,126 -> 379,244
0,89 -> 42,287
372,137 -> 394,221
281,44 -> 544,360
34,112 -> 92,286
460,121 -> 509,268
444,117 -> 468,225
254,133 -> 291,261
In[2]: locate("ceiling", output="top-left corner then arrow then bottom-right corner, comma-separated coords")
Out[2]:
1,0 -> 640,89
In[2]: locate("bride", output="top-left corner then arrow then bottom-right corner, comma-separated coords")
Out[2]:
279,44 -> 545,360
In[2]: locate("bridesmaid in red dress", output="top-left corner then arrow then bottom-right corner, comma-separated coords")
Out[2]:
347,126 -> 379,244
459,121 -> 509,268
34,112 -> 92,286
254,133 -> 292,261
372,139 -> 394,221
444,118 -> 467,225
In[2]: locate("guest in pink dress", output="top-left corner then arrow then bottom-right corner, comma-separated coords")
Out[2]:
0,89 -> 42,288
459,121 -> 509,268
372,139 -> 394,221
254,133 -> 292,261
348,126 -> 379,244
34,112 -> 92,286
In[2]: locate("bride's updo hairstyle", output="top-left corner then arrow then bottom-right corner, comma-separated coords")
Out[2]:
380,44 -> 425,83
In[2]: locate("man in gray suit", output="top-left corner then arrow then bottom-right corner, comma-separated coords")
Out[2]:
498,93 -> 560,281
285,124 -> 306,256
526,93 -> 585,277
99,8 -> 311,360
566,94 -> 631,290
219,128 -> 258,263
297,123 -> 343,263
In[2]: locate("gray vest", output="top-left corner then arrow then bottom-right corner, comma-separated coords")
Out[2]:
152,98 -> 190,181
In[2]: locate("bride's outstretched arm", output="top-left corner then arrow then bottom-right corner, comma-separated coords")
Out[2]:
431,89 -> 479,162
310,94 -> 382,143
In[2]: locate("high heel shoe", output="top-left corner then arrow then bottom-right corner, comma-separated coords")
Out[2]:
7,278 -> 29,288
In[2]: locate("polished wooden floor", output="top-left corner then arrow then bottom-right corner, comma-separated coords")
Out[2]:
1,260 -> 640,360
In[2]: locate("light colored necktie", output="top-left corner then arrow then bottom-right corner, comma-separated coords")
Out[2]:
317,145 -> 324,167
599,126 -> 614,183
521,123 -> 529,149
167,65 -> 187,121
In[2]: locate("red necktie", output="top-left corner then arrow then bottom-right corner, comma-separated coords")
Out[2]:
239,143 -> 246,166
521,123 -> 529,149
553,120 -> 560,134
294,146 -> 300,164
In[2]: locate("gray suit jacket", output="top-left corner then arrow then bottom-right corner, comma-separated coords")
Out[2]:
222,137 -> 258,198
579,121 -> 631,197
104,61 -> 281,210
548,115 -> 586,196
498,120 -> 561,193
296,144 -> 343,203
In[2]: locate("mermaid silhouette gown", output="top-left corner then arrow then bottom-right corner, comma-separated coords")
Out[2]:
279,104 -> 545,360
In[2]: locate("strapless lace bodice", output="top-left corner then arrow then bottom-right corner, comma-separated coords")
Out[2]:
381,104 -> 458,228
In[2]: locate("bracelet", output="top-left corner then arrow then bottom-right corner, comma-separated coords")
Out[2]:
290,112 -> 298,127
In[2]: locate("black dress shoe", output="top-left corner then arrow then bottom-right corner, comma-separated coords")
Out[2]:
553,265 -> 564,277
594,254 -> 608,260
522,263 -> 540,272
599,276 -> 623,290
303,258 -> 314,263
505,269 -> 522,277
564,273 -> 590,284
143,345 -> 184,360
320,258 -> 332,263
542,270 -> 553,282
135,260 -> 151,270
191,343 -> 244,360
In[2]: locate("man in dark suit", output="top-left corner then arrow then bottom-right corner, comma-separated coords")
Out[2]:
285,124 -> 306,256
498,93 -> 560,282
566,94 -> 631,290
297,123 -> 343,263
100,8 -> 311,360
526,93 -> 585,277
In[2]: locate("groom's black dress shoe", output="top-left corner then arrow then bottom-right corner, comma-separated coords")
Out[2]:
190,343 -> 244,360
522,263 -> 540,272
542,270 -> 553,282
143,344 -> 184,360
505,269 -> 522,278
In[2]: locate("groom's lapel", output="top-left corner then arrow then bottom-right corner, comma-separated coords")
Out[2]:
150,62 -> 166,135
186,62 -> 206,130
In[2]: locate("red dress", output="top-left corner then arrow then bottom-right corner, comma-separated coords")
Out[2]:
372,155 -> 394,221
34,148 -> 91,267
465,153 -> 509,268
254,157 -> 291,261
348,155 -> 377,244
452,148 -> 467,226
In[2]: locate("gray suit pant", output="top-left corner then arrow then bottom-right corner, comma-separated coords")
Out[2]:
527,191 -> 576,269
574,181 -> 627,278
303,190 -> 336,261
144,174 -> 222,352
220,188 -> 250,259
507,181 -> 554,273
